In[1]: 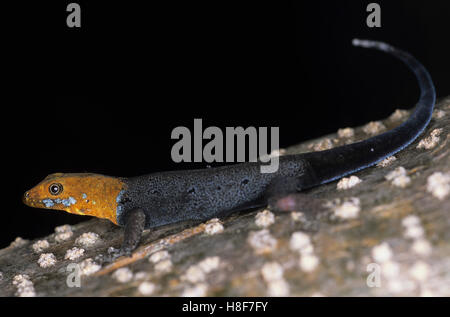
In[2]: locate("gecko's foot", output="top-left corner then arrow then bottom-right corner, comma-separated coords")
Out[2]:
269,193 -> 325,213
103,247 -> 132,263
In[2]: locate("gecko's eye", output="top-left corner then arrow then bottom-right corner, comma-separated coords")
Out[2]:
49,183 -> 63,195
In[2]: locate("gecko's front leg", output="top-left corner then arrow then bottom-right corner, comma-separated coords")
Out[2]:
107,208 -> 146,261
121,208 -> 146,255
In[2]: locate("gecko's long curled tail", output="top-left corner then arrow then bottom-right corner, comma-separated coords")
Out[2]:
299,39 -> 436,185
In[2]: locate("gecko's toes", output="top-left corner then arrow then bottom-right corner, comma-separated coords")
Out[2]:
102,247 -> 127,263
119,248 -> 133,258
101,254 -> 116,264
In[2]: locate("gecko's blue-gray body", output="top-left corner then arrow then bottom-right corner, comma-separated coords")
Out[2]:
117,156 -> 315,227
114,39 -> 435,254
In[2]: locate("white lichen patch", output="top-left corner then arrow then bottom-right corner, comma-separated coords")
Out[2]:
371,242 -> 393,263
411,239 -> 432,257
182,283 -> 208,297
12,274 -> 35,297
337,175 -> 362,190
401,215 -> 425,240
377,156 -> 397,168
290,211 -> 306,222
386,279 -> 404,294
381,261 -> 400,278
38,253 -> 57,268
426,172 -> 450,200
55,224 -> 72,233
332,197 -> 361,220
369,243 -> 405,293
267,278 -> 290,297
310,138 -> 334,151
391,175 -> 411,188
149,250 -> 170,264
197,256 -> 221,274
148,249 -> 173,273
247,229 -> 277,254
54,224 -> 74,243
255,209 -> 275,228
112,267 -> 134,283
363,121 -> 386,135
261,262 -> 284,282
182,256 -> 221,284
299,254 -> 319,273
386,278 -> 416,294
154,259 -> 173,273
182,266 -> 206,283
289,232 -> 319,273
12,274 -> 30,285
389,109 -> 409,122
79,258 -> 101,276
417,128 -> 443,150
433,109 -> 446,119
55,231 -> 73,243
134,271 -> 150,281
404,225 -> 425,240
64,247 -> 85,260
289,232 -> 311,253
385,166 -> 411,187
385,166 -> 407,181
337,127 -> 355,138
138,281 -> 156,296
409,261 -> 430,282
299,243 -> 314,255
402,215 -> 421,228
32,240 -> 50,253
204,218 -> 224,235
75,232 -> 100,247
10,237 -> 27,248
260,262 -> 290,296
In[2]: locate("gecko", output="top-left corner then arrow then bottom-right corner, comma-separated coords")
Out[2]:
23,39 -> 436,258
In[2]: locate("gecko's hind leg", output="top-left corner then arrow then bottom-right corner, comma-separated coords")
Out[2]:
265,176 -> 301,199
265,174 -> 324,213
269,193 -> 326,214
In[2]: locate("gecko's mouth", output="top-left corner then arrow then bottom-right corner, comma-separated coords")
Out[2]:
22,192 -> 51,209
23,192 -> 80,212
22,192 -> 44,208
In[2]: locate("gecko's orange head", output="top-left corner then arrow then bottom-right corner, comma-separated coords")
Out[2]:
23,173 -> 125,224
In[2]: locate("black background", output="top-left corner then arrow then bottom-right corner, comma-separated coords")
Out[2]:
2,0 -> 450,248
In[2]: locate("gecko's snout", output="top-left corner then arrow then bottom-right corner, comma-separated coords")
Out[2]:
22,190 -> 45,208
22,190 -> 38,207
22,191 -> 30,204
